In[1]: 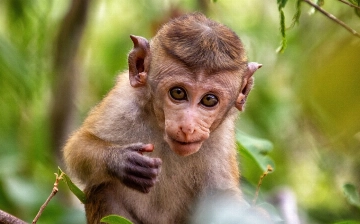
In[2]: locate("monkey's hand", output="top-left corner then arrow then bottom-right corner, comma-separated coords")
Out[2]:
107,143 -> 162,193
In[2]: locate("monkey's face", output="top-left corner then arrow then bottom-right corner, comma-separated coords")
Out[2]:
151,67 -> 241,157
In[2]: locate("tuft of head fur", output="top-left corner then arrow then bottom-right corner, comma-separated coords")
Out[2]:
153,12 -> 247,74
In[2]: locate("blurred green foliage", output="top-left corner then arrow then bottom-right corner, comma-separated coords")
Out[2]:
0,0 -> 360,223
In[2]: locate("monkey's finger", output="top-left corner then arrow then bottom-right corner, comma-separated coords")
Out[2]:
124,164 -> 160,179
124,143 -> 154,153
139,144 -> 154,153
128,153 -> 162,168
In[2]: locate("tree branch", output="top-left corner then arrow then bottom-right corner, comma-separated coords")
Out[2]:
337,0 -> 360,10
0,209 -> 27,224
302,0 -> 360,38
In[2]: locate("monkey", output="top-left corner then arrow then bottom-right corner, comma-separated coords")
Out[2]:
63,12 -> 262,224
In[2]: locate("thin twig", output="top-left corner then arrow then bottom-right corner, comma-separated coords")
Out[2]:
32,173 -> 64,224
253,165 -> 273,205
337,0 -> 360,10
302,0 -> 360,38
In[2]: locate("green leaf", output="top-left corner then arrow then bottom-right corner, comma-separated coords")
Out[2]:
236,132 -> 275,173
101,215 -> 133,224
316,0 -> 324,6
277,0 -> 288,8
355,9 -> 360,18
58,167 -> 87,204
289,0 -> 302,29
343,183 -> 360,208
276,7 -> 287,53
347,0 -> 360,18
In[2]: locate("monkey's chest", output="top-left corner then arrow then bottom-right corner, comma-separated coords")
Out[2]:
124,164 -> 203,223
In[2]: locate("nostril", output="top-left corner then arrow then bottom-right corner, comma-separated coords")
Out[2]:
180,126 -> 195,135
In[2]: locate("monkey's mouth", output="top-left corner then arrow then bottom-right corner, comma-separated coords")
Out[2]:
171,138 -> 202,146
165,136 -> 203,156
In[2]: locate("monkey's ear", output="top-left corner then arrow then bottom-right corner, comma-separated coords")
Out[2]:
128,35 -> 151,88
235,62 -> 262,111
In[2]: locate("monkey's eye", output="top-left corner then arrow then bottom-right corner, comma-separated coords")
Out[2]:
169,87 -> 187,101
201,94 -> 218,107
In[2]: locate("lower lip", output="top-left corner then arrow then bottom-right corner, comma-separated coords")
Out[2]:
169,138 -> 202,156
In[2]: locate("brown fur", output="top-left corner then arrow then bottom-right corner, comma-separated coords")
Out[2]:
63,13 -> 260,224
155,12 -> 247,73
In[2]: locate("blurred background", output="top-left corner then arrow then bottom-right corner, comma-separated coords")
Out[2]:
0,0 -> 359,223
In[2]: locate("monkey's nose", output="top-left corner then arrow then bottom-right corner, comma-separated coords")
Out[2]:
180,125 -> 195,138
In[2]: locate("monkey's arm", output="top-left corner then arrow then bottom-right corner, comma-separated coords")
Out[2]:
63,75 -> 161,193
63,127 -> 162,193
63,129 -> 112,186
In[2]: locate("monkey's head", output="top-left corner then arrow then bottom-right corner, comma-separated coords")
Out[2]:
128,13 -> 261,156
